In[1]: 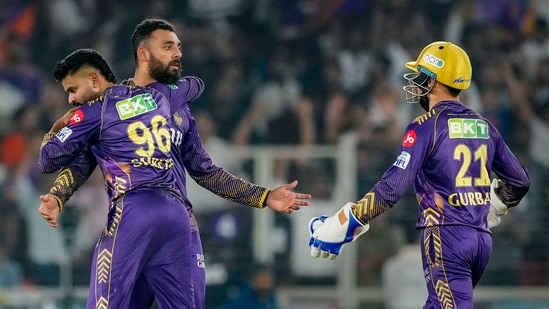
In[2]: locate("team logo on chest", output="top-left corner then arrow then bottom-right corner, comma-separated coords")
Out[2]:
116,93 -> 158,120
173,112 -> 183,126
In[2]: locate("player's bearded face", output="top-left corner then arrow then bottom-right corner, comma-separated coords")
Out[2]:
148,53 -> 181,84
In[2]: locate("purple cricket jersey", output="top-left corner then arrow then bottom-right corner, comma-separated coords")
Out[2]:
147,78 -> 272,220
39,85 -> 195,309
354,100 -> 530,308
135,77 -> 271,309
39,85 -> 180,201
44,78 -> 271,230
42,77 -> 272,309
357,100 -> 530,232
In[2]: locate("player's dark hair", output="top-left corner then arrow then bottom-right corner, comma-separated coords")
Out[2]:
53,48 -> 117,83
131,19 -> 176,63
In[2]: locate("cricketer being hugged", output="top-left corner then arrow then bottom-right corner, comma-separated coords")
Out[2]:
308,41 -> 530,309
39,86 -> 177,198
39,84 -> 195,308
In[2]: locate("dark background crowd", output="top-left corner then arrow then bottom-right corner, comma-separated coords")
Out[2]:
1,0 -> 548,307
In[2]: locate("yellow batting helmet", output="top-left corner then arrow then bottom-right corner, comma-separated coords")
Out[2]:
405,41 -> 472,90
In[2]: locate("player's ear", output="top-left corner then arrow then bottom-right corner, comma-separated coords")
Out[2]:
137,46 -> 149,62
89,72 -> 100,89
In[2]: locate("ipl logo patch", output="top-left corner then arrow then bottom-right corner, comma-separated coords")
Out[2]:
56,127 -> 73,142
393,151 -> 411,169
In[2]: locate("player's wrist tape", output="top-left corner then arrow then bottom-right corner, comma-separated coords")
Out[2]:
47,193 -> 65,212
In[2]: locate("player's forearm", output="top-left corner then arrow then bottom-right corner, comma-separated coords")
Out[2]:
192,169 -> 270,208
498,183 -> 530,208
49,166 -> 91,211
351,191 -> 394,225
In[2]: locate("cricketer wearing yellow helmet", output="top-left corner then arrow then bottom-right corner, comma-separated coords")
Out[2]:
308,41 -> 530,308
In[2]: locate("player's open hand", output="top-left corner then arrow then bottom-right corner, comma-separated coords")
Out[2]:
266,180 -> 311,214
38,194 -> 60,228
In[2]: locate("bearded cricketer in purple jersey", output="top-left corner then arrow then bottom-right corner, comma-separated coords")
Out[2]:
38,19 -> 311,309
128,19 -> 311,308
37,49 -> 195,308
308,41 -> 530,309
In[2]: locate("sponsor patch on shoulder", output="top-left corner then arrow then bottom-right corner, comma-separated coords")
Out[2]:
393,151 -> 411,169
402,130 -> 417,147
56,127 -> 73,142
69,110 -> 84,125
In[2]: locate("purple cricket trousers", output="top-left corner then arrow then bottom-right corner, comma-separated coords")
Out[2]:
86,188 -> 194,309
421,225 -> 492,309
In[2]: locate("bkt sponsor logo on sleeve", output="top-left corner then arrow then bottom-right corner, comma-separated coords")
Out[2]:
56,127 -> 73,142
448,118 -> 489,139
393,151 -> 411,169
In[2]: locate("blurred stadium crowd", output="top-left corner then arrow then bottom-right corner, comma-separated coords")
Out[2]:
1,0 -> 549,305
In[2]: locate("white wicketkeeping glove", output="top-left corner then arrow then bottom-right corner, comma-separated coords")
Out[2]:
308,202 -> 370,260
487,178 -> 508,228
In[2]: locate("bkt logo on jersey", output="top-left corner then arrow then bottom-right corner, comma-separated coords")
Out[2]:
448,118 -> 489,139
423,53 -> 444,68
116,93 -> 158,120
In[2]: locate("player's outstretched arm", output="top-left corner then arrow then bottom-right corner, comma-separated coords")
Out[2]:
38,194 -> 60,228
265,180 -> 311,214
308,202 -> 369,260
